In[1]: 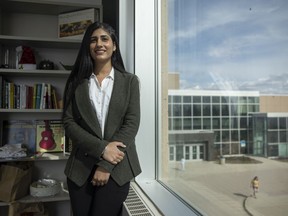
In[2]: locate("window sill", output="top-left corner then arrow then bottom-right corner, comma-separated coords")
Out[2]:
136,180 -> 202,216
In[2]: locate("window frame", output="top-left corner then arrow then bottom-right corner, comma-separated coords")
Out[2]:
119,0 -> 202,215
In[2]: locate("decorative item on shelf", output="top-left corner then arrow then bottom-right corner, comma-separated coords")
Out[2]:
0,49 -> 10,68
38,60 -> 55,70
58,8 -> 101,39
39,120 -> 56,151
2,120 -> 36,155
16,46 -> 37,70
30,179 -> 61,197
60,61 -> 74,70
0,162 -> 33,202
0,143 -> 28,159
36,120 -> 65,153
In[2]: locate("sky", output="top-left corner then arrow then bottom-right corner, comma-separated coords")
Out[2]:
168,0 -> 288,94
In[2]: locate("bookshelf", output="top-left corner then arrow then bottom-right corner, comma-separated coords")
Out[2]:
0,0 -> 103,215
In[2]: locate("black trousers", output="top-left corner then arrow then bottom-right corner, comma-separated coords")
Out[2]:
67,176 -> 130,216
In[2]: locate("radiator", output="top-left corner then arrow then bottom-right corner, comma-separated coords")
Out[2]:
122,183 -> 162,216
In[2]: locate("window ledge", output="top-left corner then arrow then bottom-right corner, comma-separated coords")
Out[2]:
137,180 -> 202,216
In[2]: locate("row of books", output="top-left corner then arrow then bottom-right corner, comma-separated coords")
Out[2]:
2,120 -> 68,155
0,76 -> 60,109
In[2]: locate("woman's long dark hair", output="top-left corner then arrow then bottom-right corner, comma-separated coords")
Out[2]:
62,22 -> 125,113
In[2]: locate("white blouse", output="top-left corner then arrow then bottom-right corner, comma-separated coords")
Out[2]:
88,68 -> 114,137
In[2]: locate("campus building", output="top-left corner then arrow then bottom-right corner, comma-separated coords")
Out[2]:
168,88 -> 288,161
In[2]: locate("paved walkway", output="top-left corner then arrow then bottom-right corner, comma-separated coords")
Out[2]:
163,157 -> 288,216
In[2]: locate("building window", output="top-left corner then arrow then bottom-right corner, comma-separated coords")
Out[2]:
268,118 -> 278,130
173,104 -> 182,116
193,104 -> 201,116
183,104 -> 192,116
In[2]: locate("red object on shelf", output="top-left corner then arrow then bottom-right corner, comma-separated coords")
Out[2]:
19,46 -> 36,64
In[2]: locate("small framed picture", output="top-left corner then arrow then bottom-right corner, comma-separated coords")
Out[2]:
58,8 -> 102,39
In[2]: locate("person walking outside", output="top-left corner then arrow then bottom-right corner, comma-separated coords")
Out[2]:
251,176 -> 259,198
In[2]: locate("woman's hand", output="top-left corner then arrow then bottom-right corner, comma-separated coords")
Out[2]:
102,141 -> 126,165
91,167 -> 110,186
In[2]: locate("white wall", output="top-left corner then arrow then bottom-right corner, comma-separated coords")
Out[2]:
133,0 -> 157,181
119,0 -> 135,72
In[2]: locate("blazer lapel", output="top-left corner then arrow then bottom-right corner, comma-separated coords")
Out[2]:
74,79 -> 103,138
104,70 -> 127,139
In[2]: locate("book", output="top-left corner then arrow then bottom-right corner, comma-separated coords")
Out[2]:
63,135 -> 72,155
2,120 -> 36,154
36,120 -> 65,153
47,83 -> 52,109
8,82 -> 14,108
32,83 -> 37,109
28,86 -> 34,109
0,75 -> 2,108
35,83 -> 42,109
51,87 -> 58,109
19,84 -> 26,109
3,79 -> 8,108
14,84 -> 20,109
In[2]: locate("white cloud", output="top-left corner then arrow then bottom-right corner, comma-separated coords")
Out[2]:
169,0 -> 288,94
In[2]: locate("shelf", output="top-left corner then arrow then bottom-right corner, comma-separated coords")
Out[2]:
0,109 -> 63,113
0,189 -> 69,206
0,35 -> 81,49
20,189 -> 70,203
0,0 -> 100,16
0,68 -> 70,77
0,152 -> 69,163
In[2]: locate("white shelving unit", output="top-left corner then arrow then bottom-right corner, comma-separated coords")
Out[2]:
0,0 -> 103,215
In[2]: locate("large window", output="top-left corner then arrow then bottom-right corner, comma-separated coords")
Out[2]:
159,0 -> 288,215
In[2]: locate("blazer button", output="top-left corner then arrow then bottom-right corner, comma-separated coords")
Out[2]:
84,153 -> 88,157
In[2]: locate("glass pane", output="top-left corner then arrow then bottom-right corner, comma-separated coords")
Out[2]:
185,146 -> 190,159
203,96 -> 210,103
169,146 -> 175,161
230,96 -> 238,104
213,118 -> 220,129
279,118 -> 287,129
231,130 -> 239,142
183,104 -> 192,116
280,131 -> 287,143
222,130 -> 230,142
192,146 -> 197,159
212,96 -> 220,103
203,118 -> 211,130
212,105 -> 220,116
193,96 -> 201,103
183,96 -> 191,103
221,96 -> 229,104
222,118 -> 230,129
183,118 -> 192,130
173,104 -> 182,116
193,118 -> 201,130
240,117 -> 247,128
160,0 -> 288,215
203,104 -> 211,116
221,104 -> 229,116
172,118 -> 182,130
268,118 -> 278,130
193,104 -> 201,116
173,96 -> 181,103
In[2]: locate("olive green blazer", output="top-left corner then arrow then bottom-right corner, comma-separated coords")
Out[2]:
63,69 -> 141,187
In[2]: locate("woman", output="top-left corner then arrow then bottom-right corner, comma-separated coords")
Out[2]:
251,176 -> 259,198
62,22 -> 141,216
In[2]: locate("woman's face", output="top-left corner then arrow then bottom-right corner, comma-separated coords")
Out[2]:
90,28 -> 116,65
